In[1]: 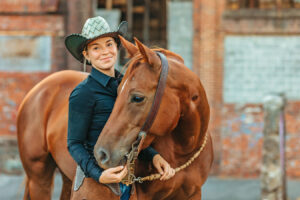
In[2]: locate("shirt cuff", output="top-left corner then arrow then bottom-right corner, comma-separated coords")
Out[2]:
90,167 -> 103,182
138,146 -> 159,161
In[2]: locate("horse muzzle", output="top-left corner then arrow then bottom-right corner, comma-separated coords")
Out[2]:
94,147 -> 127,169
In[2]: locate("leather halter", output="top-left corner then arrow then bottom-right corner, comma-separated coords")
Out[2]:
141,51 -> 169,134
122,51 -> 169,185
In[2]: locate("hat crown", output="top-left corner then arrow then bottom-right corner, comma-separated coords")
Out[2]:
81,16 -> 111,39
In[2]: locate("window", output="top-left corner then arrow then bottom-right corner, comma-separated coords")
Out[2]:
227,0 -> 300,10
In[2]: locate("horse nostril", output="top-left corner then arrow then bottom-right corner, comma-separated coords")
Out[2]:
97,148 -> 110,165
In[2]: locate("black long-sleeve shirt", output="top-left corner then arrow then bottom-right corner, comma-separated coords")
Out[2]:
67,67 -> 158,182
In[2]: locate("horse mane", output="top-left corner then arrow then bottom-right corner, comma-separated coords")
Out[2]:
153,48 -> 184,64
120,47 -> 185,77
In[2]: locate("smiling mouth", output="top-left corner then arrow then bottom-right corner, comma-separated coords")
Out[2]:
101,57 -> 112,61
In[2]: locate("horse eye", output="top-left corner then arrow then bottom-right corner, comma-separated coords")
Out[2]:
131,95 -> 145,103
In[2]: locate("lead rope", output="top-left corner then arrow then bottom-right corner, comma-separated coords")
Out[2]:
122,131 -> 208,185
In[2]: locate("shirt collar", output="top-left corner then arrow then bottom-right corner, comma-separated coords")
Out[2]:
90,67 -> 112,87
90,67 -> 123,87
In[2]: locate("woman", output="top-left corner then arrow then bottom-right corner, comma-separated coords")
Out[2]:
65,16 -> 175,199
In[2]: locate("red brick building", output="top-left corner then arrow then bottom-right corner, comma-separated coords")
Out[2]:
1,0 -> 300,178
0,0 -> 95,137
194,0 -> 300,178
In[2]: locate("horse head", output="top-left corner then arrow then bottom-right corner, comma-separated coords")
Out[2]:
94,36 -> 210,169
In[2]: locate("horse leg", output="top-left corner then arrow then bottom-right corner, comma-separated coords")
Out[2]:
59,171 -> 72,200
23,155 -> 56,200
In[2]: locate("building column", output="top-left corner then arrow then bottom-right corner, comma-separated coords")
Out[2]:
193,0 -> 226,174
67,0 -> 96,70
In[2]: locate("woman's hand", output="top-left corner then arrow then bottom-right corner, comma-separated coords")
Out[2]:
99,166 -> 128,184
153,154 -> 175,181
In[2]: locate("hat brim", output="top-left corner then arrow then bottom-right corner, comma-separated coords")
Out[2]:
65,34 -> 87,64
65,21 -> 128,64
85,32 -> 120,49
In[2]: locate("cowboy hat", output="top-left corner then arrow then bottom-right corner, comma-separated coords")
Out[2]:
65,16 -> 128,64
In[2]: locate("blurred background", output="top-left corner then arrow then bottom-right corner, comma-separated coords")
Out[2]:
0,0 -> 300,199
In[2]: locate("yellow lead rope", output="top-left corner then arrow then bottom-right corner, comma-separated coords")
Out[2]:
135,132 -> 208,183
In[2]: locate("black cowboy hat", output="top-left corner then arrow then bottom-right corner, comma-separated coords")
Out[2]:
65,16 -> 128,64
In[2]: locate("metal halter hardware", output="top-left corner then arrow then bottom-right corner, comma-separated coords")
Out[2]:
121,131 -> 146,185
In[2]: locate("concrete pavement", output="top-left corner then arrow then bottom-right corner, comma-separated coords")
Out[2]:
0,174 -> 299,200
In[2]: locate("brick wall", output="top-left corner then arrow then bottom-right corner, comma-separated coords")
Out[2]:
0,0 -> 67,138
193,0 -> 226,175
67,0 -> 95,70
220,102 -> 300,178
0,0 -> 60,13
0,0 -> 96,139
0,0 -> 96,173
194,0 -> 300,178
221,104 -> 263,177
0,73 -> 48,135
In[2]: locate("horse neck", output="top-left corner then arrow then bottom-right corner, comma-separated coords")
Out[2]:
169,63 -> 210,156
171,108 -> 207,156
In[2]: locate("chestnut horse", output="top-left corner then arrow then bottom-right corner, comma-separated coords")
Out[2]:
17,36 -> 213,200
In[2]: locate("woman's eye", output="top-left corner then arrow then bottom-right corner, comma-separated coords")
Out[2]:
93,47 -> 99,50
131,95 -> 145,103
107,43 -> 112,47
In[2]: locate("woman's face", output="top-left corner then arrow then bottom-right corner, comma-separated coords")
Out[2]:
83,37 -> 118,75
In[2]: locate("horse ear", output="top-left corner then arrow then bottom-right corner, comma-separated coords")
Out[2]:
118,35 -> 138,58
134,37 -> 161,69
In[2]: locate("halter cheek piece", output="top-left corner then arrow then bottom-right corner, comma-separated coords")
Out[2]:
121,52 -> 208,186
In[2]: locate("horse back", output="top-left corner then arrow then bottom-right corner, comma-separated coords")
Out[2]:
17,70 -> 88,177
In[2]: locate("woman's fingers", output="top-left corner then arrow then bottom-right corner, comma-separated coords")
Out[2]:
152,154 -> 176,181
118,166 -> 128,179
161,165 -> 176,181
99,165 -> 127,183
108,165 -> 124,173
168,168 -> 175,179
156,164 -> 164,176
153,155 -> 164,175
112,166 -> 128,182
160,164 -> 169,180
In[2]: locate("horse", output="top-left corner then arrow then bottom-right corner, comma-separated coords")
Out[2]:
17,36 -> 213,200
